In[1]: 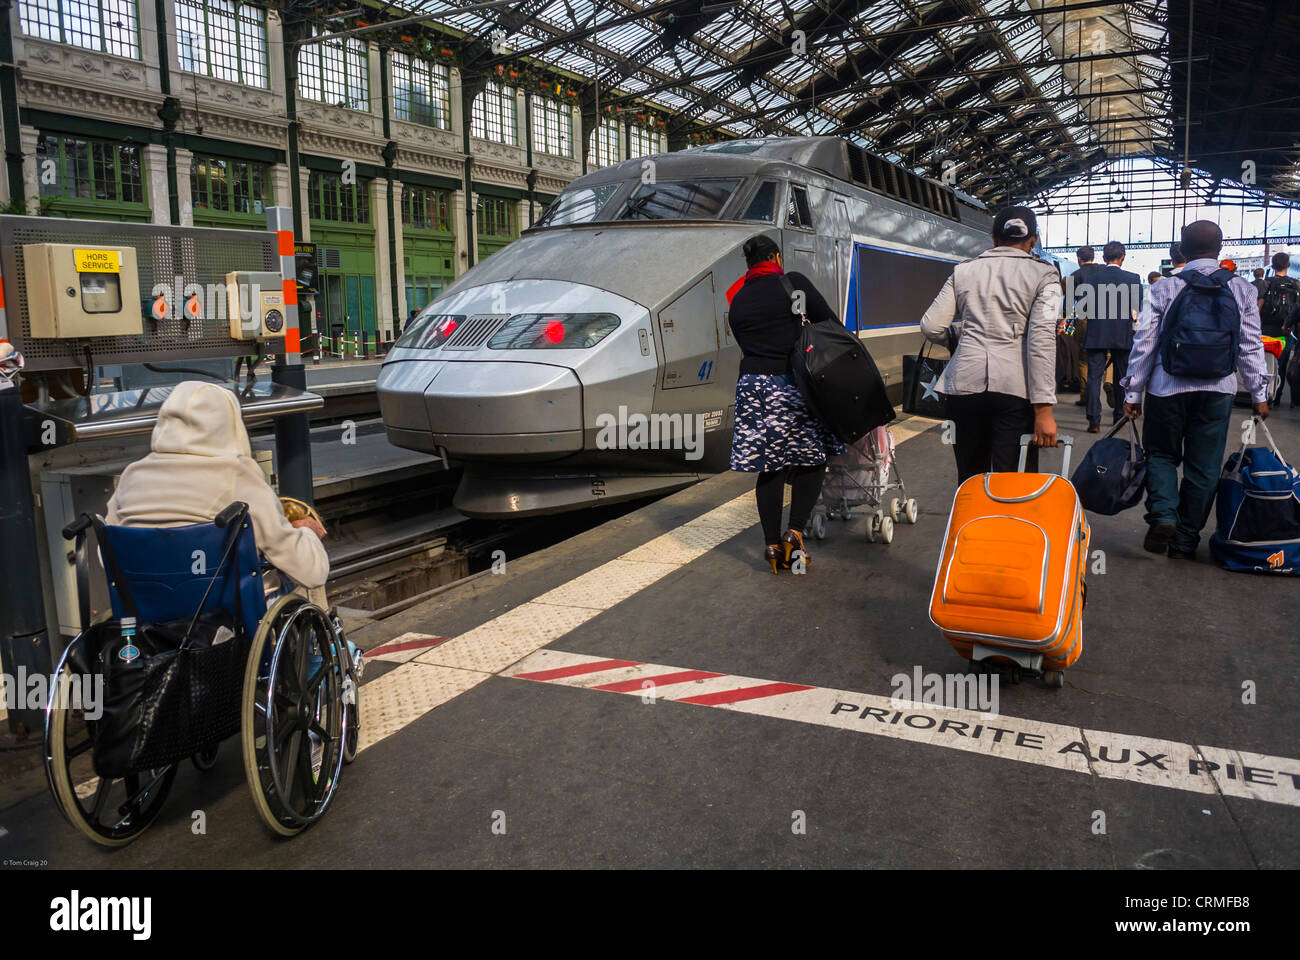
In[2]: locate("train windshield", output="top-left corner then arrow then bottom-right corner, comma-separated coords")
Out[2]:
535,182 -> 621,227
616,178 -> 742,220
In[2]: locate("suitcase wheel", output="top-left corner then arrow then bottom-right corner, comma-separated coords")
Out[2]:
1043,669 -> 1065,689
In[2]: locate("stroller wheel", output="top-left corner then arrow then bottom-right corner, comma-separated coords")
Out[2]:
905,498 -> 919,524
867,515 -> 879,543
811,512 -> 827,540
889,498 -> 901,522
880,516 -> 895,545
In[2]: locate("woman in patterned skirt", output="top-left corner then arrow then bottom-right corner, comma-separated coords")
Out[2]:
728,234 -> 845,573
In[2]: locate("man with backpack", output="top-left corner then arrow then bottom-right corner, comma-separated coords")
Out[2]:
1121,221 -> 1270,561
1258,251 -> 1298,406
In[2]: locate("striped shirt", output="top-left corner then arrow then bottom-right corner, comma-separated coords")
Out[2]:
1121,259 -> 1269,404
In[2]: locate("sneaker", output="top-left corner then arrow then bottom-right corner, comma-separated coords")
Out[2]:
1143,522 -> 1176,553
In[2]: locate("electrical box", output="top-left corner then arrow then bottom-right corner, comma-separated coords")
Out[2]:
22,243 -> 142,338
225,270 -> 287,340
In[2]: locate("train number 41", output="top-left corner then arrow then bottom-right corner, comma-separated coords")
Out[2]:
697,360 -> 714,381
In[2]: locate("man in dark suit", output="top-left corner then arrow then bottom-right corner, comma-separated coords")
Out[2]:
1070,245 -> 1104,405
1074,240 -> 1143,431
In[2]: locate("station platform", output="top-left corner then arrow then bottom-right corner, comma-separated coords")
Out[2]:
3,403 -> 1297,869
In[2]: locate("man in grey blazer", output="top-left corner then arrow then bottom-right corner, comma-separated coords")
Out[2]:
921,206 -> 1062,482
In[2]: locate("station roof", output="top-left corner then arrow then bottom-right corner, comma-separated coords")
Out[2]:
329,1 -> 1300,207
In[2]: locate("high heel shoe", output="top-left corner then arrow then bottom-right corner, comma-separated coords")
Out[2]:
781,529 -> 808,568
764,544 -> 783,574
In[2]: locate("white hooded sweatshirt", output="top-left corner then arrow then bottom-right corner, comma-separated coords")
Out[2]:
106,380 -> 329,588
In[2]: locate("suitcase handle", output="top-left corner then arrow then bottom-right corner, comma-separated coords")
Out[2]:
1018,433 -> 1074,476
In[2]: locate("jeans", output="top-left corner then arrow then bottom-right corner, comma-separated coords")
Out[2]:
944,391 -> 1037,483
1086,349 -> 1128,425
1142,391 -> 1234,553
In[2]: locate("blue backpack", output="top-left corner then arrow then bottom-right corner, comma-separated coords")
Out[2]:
1159,268 -> 1241,379
1209,419 -> 1300,575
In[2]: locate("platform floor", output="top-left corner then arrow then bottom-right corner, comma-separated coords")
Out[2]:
3,401 -> 1297,869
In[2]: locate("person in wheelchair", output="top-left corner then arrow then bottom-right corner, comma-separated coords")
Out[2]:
106,380 -> 329,598
45,380 -> 360,846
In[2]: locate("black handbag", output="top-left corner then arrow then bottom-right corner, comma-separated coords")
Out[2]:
902,338 -> 949,418
782,277 -> 895,443
85,515 -> 251,778
92,612 -> 248,778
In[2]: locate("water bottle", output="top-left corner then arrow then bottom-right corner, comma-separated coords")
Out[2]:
118,616 -> 141,665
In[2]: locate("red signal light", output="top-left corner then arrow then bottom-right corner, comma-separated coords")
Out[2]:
543,320 -> 565,343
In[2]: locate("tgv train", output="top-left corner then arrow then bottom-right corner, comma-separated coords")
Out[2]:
378,136 -> 998,517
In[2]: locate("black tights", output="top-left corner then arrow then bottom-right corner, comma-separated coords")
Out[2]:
755,465 -> 826,544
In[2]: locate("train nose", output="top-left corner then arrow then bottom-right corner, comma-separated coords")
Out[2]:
378,359 -> 584,460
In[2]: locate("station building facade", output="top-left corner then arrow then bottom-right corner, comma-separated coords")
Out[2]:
1,0 -> 668,346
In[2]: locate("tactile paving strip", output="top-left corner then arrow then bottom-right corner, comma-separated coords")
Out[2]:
358,662 -> 489,750
532,559 -> 681,610
413,602 -> 600,674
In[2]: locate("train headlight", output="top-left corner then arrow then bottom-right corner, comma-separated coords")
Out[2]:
488,313 -> 620,350
395,313 -> 464,349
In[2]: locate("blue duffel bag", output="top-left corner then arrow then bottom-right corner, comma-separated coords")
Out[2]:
1209,418 -> 1300,575
1070,417 -> 1146,515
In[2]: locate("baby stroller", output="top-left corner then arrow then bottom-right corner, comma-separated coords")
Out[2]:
811,426 -> 918,544
44,501 -> 361,846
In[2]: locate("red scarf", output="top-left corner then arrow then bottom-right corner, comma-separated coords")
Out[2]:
743,261 -> 784,284
726,261 -> 784,305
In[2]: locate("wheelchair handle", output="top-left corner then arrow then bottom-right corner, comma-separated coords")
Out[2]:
215,501 -> 250,528
62,513 -> 93,541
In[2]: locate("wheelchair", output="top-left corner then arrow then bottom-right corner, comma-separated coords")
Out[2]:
43,501 -> 362,846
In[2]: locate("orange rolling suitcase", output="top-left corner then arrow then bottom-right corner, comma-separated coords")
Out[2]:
929,435 -> 1089,688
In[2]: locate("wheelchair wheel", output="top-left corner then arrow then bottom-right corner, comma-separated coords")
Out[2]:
242,595 -> 347,837
44,637 -> 178,847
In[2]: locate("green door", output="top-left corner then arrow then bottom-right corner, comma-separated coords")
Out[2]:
361,276 -> 377,334
345,275 -> 362,332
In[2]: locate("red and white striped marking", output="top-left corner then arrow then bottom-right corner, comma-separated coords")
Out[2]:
366,632 -> 449,664
507,650 -> 1300,809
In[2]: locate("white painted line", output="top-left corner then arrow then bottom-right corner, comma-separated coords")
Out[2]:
354,417 -> 941,755
506,650 -> 1300,808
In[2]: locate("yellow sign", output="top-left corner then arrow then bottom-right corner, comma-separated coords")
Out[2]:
73,248 -> 121,273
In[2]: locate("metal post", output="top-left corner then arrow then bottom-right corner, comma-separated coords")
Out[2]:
0,385 -> 51,736
266,205 -> 314,504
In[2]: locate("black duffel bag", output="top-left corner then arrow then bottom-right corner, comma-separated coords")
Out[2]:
782,277 -> 894,443
902,338 -> 949,418
1069,417 -> 1147,516
90,611 -> 249,778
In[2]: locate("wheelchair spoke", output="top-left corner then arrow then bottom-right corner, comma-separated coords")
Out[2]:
88,778 -> 113,822
304,657 -> 327,697
273,712 -> 297,750
281,729 -> 304,806
294,738 -> 319,804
